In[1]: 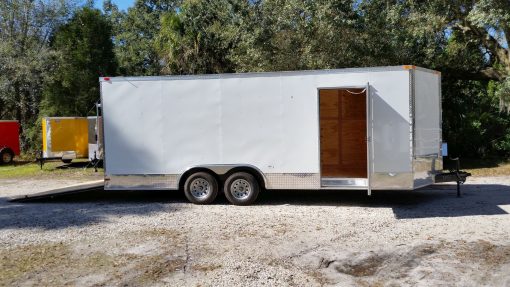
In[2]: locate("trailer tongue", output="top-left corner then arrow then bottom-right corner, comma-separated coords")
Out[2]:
435,158 -> 472,197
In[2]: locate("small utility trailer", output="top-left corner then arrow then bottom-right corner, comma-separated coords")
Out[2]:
0,120 -> 20,164
100,66 -> 466,205
41,117 -> 89,163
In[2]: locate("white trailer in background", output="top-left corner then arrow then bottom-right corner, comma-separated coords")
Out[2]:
87,116 -> 103,161
100,66 -> 443,205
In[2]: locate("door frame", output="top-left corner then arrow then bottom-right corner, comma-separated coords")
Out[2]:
365,83 -> 372,195
317,85 -> 371,191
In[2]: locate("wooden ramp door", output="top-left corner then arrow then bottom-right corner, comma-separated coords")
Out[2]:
319,88 -> 367,179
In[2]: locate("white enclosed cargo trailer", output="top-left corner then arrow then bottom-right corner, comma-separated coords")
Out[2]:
100,66 -> 443,205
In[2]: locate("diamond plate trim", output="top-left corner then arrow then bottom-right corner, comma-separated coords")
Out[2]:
105,175 -> 179,190
265,173 -> 320,189
370,172 -> 414,190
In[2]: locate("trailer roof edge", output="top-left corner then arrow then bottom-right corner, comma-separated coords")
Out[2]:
99,65 -> 440,82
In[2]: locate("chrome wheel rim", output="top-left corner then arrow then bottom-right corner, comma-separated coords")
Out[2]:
231,179 -> 251,200
190,178 -> 210,198
2,153 -> 12,163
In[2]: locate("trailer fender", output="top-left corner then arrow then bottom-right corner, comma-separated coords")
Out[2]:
222,166 -> 266,190
178,167 -> 221,191
177,164 -> 267,190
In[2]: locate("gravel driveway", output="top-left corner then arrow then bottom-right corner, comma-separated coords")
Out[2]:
1,176 -> 510,286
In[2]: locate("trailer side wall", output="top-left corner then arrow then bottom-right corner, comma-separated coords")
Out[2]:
102,68 -> 415,190
0,121 -> 20,155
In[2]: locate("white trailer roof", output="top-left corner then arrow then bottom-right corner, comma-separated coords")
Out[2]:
100,65 -> 438,82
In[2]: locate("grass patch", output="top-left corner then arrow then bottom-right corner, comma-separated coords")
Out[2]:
0,243 -> 71,286
464,162 -> 510,177
444,158 -> 510,177
0,160 -> 103,179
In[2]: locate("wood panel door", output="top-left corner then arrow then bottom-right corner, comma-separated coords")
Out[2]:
319,89 -> 367,178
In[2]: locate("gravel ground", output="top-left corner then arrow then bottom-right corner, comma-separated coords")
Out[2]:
1,176 -> 510,286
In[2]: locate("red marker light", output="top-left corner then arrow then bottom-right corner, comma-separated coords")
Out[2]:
104,77 -> 110,81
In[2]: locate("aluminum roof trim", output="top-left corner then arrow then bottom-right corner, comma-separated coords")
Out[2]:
99,65 -> 440,83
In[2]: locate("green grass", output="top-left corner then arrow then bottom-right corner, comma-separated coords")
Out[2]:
0,160 -> 103,179
463,162 -> 510,177
444,158 -> 510,177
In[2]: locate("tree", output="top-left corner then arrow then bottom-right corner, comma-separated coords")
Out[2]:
380,0 -> 510,109
156,0 -> 247,74
107,0 -> 180,76
156,0 -> 368,74
0,0 -> 74,150
41,7 -> 117,117
228,0 -> 362,72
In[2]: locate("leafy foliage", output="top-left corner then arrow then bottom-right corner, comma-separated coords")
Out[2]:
443,79 -> 510,158
0,0 -> 74,150
40,7 -> 117,117
105,0 -> 180,76
0,0 -> 509,158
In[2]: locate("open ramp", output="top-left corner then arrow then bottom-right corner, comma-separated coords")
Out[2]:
9,180 -> 104,202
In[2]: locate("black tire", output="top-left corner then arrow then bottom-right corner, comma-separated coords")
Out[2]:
62,159 -> 72,164
0,148 -> 14,165
184,172 -> 219,204
223,172 -> 260,205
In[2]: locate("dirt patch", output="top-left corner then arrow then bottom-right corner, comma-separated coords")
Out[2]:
191,263 -> 223,273
454,239 -> 510,266
314,240 -> 510,286
118,255 -> 186,286
143,227 -> 182,239
333,253 -> 387,277
320,244 -> 438,278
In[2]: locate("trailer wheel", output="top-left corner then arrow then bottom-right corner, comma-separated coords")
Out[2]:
62,159 -> 72,164
184,172 -> 219,204
0,148 -> 14,164
224,172 -> 260,205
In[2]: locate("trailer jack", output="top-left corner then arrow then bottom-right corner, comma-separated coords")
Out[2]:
88,151 -> 101,172
434,157 -> 471,197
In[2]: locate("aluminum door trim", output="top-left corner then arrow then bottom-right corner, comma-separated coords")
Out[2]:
317,85 -> 369,187
366,82 -> 372,196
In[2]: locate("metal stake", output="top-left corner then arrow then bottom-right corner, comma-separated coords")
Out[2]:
39,151 -> 43,170
93,151 -> 98,173
453,157 -> 461,197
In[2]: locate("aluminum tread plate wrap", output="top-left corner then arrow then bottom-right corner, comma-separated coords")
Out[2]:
265,173 -> 320,189
105,174 -> 321,190
106,175 -> 179,190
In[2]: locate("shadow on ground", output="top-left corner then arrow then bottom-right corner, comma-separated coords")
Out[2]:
1,182 -> 508,230
55,161 -> 102,169
259,183 -> 510,219
0,189 -> 185,230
